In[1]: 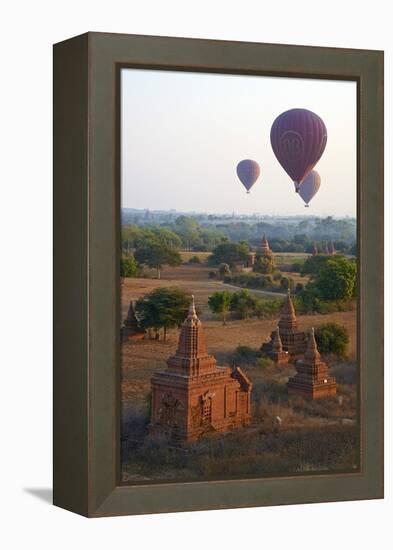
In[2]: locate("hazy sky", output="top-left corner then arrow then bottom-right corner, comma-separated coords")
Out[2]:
121,69 -> 357,217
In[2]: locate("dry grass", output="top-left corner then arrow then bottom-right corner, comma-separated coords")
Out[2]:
120,262 -> 358,482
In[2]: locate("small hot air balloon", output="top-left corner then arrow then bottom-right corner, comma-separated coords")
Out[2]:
270,108 -> 327,192
298,170 -> 321,207
236,159 -> 260,193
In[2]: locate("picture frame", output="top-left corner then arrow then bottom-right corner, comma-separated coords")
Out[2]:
53,32 -> 383,517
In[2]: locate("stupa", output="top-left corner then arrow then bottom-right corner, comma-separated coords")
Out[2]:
120,300 -> 146,342
261,289 -> 306,359
287,328 -> 337,399
264,326 -> 289,364
150,297 -> 252,441
260,233 -> 272,256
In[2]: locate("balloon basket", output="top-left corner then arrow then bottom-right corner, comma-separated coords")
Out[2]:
246,191 -> 250,194
305,205 -> 309,208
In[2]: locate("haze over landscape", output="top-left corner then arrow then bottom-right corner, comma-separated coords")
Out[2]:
121,69 -> 357,217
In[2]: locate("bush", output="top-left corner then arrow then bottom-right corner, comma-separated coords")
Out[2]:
280,276 -> 295,291
120,256 -> 140,277
256,357 -> 274,369
254,298 -> 283,319
314,323 -> 349,357
189,255 -> 202,264
232,345 -> 259,367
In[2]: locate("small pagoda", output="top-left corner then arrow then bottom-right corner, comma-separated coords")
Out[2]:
312,242 -> 318,256
151,297 -> 252,441
261,289 -> 306,359
287,328 -> 337,399
259,233 -> 272,256
264,326 -> 289,365
120,300 -> 146,342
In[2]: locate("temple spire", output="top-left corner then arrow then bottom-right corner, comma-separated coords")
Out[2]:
272,326 -> 283,353
188,294 -> 197,319
304,327 -> 321,363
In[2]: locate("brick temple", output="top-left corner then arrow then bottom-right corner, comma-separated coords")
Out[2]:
120,300 -> 146,342
264,326 -> 289,365
150,297 -> 252,441
261,289 -> 306,359
287,328 -> 337,399
259,233 -> 272,256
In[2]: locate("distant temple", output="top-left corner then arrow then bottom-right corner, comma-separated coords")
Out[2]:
264,326 -> 289,365
259,233 -> 272,256
121,301 -> 146,342
287,328 -> 337,399
150,297 -> 252,441
312,242 -> 318,256
261,289 -> 306,359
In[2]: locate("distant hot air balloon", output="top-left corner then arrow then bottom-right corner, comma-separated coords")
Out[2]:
270,108 -> 327,192
298,170 -> 321,207
236,159 -> 260,193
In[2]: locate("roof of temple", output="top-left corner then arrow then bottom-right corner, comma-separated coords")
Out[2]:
303,327 -> 322,364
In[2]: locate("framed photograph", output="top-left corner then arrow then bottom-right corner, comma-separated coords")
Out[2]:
53,32 -> 383,517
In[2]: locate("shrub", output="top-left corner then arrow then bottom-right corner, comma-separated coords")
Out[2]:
218,263 -> 231,279
280,276 -> 295,291
189,255 -> 202,264
120,256 -> 140,277
256,357 -> 274,369
232,345 -> 259,367
314,323 -> 349,357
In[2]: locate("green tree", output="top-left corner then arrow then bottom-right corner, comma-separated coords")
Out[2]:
209,242 -> 250,267
120,256 -> 139,278
314,257 -> 357,300
218,263 -> 231,279
135,287 -> 191,341
253,255 -> 275,274
208,291 -> 232,325
230,289 -> 257,319
135,244 -> 181,279
280,276 -> 295,291
315,323 -> 349,357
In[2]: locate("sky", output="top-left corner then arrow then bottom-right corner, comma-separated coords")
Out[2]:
121,69 -> 357,217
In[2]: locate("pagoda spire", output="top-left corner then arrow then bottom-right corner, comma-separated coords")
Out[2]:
303,327 -> 321,364
166,296 -> 217,376
272,326 -> 283,353
287,326 -> 336,398
279,288 -> 298,331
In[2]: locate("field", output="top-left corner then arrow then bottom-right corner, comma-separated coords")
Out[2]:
120,260 -> 358,482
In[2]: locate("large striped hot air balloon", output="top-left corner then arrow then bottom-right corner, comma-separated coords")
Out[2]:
298,170 -> 321,207
270,108 -> 327,191
236,159 -> 260,193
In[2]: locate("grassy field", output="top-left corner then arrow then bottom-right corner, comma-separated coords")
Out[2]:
120,262 -> 358,482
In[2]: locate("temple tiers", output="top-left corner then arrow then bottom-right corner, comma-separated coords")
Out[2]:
259,233 -> 272,256
261,289 -> 306,359
121,300 -> 146,342
287,328 -> 337,399
151,297 -> 252,441
265,326 -> 289,364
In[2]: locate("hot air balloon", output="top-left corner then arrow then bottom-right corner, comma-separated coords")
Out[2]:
236,159 -> 260,193
270,108 -> 327,191
298,170 -> 321,207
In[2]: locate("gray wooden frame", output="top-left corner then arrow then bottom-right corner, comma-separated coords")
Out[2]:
53,32 -> 384,517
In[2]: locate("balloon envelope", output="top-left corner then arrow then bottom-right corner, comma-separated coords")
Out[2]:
236,159 -> 260,193
270,108 -> 327,189
298,170 -> 321,206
